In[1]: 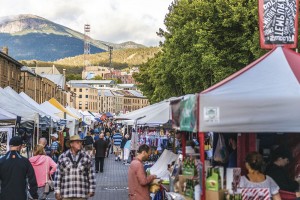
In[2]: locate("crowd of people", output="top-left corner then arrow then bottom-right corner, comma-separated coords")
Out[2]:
0,120 -> 136,200
2,123 -> 299,200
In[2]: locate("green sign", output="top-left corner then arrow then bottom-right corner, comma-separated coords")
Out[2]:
180,95 -> 197,132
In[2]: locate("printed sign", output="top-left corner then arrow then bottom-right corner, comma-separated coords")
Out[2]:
204,107 -> 220,123
259,0 -> 298,49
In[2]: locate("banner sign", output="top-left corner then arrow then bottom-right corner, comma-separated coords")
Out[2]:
170,98 -> 182,130
180,95 -> 197,132
259,0 -> 299,49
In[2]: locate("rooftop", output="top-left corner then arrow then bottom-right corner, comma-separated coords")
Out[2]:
68,80 -> 116,84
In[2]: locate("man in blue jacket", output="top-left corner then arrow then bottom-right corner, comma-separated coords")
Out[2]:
0,136 -> 38,200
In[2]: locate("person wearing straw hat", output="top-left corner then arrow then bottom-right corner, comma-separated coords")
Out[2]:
54,135 -> 96,200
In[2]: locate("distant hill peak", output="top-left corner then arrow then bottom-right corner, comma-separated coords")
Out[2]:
0,14 -> 146,61
0,14 -> 43,23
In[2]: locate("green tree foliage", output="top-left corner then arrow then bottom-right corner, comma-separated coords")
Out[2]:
66,74 -> 82,82
93,75 -> 103,80
134,0 -> 274,103
112,78 -> 123,84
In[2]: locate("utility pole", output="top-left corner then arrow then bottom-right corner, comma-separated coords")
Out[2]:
101,43 -> 113,79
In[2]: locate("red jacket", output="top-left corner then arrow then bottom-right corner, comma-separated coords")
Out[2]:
128,158 -> 156,200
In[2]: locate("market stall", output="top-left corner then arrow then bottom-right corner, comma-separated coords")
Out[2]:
199,46 -> 300,199
0,108 -> 17,155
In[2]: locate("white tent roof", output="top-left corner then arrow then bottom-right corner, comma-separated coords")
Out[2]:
40,101 -> 76,121
65,106 -> 82,119
0,107 -> 17,121
40,101 -> 64,119
199,46 -> 300,132
0,88 -> 37,122
3,87 -> 48,117
116,99 -> 172,125
19,92 -> 60,122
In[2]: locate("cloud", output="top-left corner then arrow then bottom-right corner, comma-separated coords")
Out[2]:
0,0 -> 173,46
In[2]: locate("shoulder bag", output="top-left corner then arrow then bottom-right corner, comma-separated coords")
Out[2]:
44,157 -> 54,194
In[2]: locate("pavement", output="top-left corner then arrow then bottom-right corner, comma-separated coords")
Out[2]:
47,154 -> 130,200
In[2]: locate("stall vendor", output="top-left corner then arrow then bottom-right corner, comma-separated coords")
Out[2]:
266,146 -> 299,193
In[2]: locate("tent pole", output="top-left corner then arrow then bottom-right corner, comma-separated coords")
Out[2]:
36,113 -> 40,145
199,132 -> 205,200
196,93 -> 205,200
49,117 -> 52,144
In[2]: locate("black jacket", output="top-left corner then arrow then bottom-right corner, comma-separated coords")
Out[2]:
94,139 -> 108,157
0,150 -> 38,200
266,163 -> 299,192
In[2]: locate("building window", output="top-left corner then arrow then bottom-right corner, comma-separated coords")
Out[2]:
79,95 -> 82,98
79,88 -> 82,92
74,88 -> 76,92
86,95 -> 88,98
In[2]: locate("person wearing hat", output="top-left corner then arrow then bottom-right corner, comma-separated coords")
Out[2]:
266,146 -> 299,193
50,133 -> 61,163
54,135 -> 96,200
0,136 -> 39,200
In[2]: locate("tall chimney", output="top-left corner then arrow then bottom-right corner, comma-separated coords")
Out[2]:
63,68 -> 66,76
1,46 -> 8,55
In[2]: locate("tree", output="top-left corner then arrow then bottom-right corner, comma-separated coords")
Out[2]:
66,74 -> 82,81
112,78 -> 123,84
93,75 -> 103,80
135,0 -> 272,103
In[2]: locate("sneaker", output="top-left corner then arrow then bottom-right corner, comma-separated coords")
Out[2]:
118,157 -> 121,161
95,171 -> 99,173
115,158 -> 118,161
125,163 -> 130,166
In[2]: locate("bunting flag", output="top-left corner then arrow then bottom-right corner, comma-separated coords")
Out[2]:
258,0 -> 299,49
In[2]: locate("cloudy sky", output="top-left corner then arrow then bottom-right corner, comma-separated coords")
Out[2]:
0,0 -> 174,46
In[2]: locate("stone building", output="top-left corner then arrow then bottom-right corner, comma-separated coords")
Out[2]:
0,47 -> 22,92
68,83 -> 99,112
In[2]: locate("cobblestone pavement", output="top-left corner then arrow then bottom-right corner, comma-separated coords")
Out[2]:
47,154 -> 129,200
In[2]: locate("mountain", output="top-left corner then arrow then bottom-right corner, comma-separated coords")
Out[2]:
0,14 -> 145,61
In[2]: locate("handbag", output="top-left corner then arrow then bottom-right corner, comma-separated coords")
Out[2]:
44,158 -> 54,194
213,133 -> 229,163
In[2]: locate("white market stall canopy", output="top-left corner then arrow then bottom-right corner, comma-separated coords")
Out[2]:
199,46 -> 300,133
3,87 -> 49,118
116,98 -> 172,125
0,88 -> 37,122
19,92 -> 60,122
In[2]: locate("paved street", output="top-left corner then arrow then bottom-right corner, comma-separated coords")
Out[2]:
47,154 -> 129,200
